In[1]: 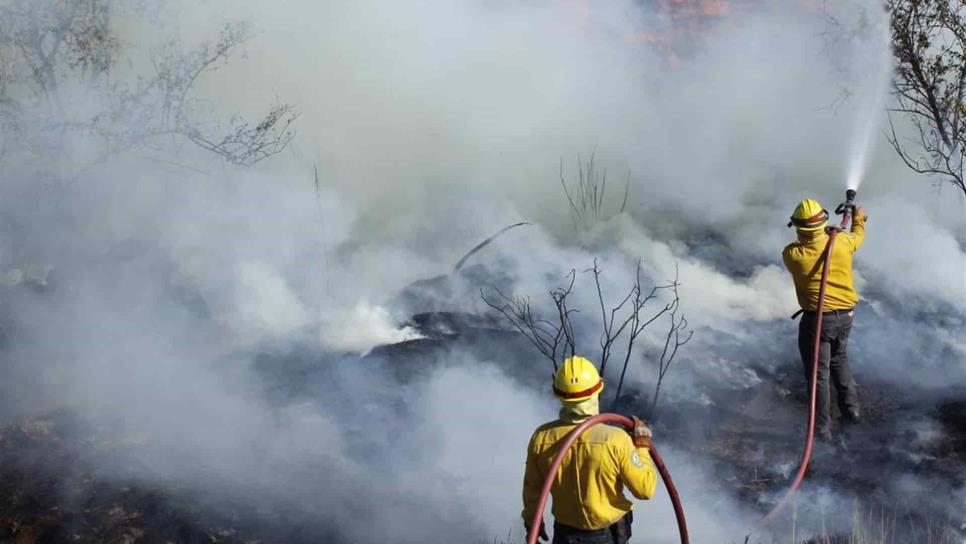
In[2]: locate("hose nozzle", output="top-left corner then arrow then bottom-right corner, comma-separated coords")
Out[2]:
836,189 -> 857,216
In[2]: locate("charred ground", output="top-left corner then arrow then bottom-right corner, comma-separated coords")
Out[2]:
1,280 -> 963,543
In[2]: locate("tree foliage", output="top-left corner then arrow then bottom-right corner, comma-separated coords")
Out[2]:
887,0 -> 966,195
0,0 -> 117,98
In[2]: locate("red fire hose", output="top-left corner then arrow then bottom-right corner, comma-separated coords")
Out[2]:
526,413 -> 689,544
760,207 -> 853,525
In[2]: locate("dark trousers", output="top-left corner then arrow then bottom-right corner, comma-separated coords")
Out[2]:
553,513 -> 632,544
798,310 -> 860,439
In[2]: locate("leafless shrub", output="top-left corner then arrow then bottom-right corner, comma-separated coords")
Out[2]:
481,259 -> 691,411
559,149 -> 630,233
589,260 -> 690,412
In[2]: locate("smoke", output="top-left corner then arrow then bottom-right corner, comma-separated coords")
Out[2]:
0,0 -> 964,543
320,301 -> 424,354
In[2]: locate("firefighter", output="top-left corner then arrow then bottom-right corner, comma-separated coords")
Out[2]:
522,356 -> 657,544
782,198 -> 868,443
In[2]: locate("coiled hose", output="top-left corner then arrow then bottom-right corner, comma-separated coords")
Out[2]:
760,209 -> 852,525
526,413 -> 689,544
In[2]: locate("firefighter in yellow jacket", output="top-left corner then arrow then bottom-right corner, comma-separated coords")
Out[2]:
782,198 -> 867,443
522,356 -> 657,544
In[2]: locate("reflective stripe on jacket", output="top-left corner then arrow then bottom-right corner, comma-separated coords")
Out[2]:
521,420 -> 657,531
782,214 -> 866,312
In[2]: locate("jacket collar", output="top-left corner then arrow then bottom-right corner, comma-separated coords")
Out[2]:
796,229 -> 829,247
559,396 -> 600,423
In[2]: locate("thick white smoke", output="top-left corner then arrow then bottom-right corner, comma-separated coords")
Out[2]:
1,0 -> 963,543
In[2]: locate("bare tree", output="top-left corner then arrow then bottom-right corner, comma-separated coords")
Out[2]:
482,259 -> 691,411
0,1 -> 297,168
70,21 -> 298,167
887,0 -> 966,195
559,149 -> 630,233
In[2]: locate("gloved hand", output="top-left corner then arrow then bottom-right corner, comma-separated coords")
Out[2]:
855,205 -> 867,221
525,521 -> 549,542
631,416 -> 653,449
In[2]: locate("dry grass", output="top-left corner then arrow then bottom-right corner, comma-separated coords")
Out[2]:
494,502 -> 963,544
791,499 -> 961,544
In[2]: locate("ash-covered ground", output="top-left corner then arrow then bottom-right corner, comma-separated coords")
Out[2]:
1,268 -> 963,543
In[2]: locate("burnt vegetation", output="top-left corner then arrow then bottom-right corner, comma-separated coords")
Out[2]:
481,259 -> 691,414
558,150 -> 631,234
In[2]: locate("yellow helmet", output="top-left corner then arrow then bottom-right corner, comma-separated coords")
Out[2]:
788,198 -> 828,231
553,355 -> 604,403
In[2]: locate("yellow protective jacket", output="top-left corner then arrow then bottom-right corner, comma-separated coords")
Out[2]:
521,418 -> 657,531
782,214 -> 866,311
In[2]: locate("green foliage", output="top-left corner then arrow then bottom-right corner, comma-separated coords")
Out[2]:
887,0 -> 966,194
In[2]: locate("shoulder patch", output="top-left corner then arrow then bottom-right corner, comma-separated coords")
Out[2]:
631,449 -> 644,468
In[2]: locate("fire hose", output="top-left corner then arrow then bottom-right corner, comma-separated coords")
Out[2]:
526,413 -> 689,544
760,189 -> 856,525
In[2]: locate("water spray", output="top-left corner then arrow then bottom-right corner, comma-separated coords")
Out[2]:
841,3 -> 892,193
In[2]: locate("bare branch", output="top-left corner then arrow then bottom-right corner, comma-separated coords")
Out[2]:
185,103 -> 299,166
453,222 -> 531,272
611,261 -> 679,412
649,268 -> 694,414
480,270 -> 579,374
